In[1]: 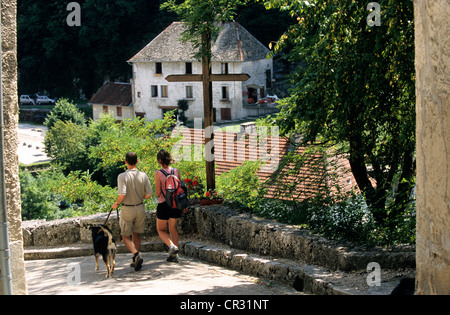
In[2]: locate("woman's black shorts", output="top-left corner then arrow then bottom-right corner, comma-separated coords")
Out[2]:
156,202 -> 182,220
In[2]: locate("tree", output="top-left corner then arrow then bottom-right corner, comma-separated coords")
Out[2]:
44,98 -> 86,129
263,0 -> 415,226
44,120 -> 88,172
18,0 -> 178,97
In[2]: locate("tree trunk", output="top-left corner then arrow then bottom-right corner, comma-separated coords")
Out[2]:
348,136 -> 386,224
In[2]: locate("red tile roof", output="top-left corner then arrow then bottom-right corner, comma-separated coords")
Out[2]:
175,128 -> 358,201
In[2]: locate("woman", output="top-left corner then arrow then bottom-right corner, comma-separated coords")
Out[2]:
154,149 -> 184,262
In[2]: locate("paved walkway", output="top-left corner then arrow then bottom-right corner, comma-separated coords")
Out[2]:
25,252 -> 304,295
18,123 -> 50,165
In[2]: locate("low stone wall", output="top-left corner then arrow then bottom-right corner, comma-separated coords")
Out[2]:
22,205 -> 415,272
19,109 -> 51,123
191,206 -> 415,272
22,210 -> 196,247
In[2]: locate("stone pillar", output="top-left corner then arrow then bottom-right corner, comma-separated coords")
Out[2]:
0,0 -> 27,295
415,0 -> 450,295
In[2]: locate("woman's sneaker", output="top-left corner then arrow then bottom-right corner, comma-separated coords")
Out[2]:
168,244 -> 179,256
167,254 -> 179,263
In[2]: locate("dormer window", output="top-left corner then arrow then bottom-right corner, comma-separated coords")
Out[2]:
155,62 -> 162,75
186,62 -> 192,74
221,63 -> 229,74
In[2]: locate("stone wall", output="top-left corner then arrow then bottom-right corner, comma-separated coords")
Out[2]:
22,206 -> 415,272
19,109 -> 51,123
0,0 -> 27,295
415,0 -> 450,295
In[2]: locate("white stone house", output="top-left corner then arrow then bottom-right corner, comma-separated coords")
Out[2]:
128,22 -> 274,122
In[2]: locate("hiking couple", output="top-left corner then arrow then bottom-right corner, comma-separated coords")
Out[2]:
111,150 -> 187,271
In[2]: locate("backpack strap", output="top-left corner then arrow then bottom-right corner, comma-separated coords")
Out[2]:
159,169 -> 169,177
159,168 -> 178,197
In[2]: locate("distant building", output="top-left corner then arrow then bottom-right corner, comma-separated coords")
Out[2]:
88,82 -> 133,122
128,22 -> 277,123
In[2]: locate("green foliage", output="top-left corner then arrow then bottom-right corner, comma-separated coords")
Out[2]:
20,168 -> 71,220
262,0 -> 416,227
43,98 -> 86,129
44,120 -> 88,171
20,167 -> 119,220
89,112 -> 179,186
18,0 -> 179,97
216,161 -> 264,209
306,194 -> 376,244
253,198 -> 306,225
50,170 -> 118,216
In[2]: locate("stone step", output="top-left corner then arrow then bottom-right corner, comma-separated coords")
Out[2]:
24,239 -> 406,295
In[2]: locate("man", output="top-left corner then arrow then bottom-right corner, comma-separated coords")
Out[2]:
112,152 -> 153,271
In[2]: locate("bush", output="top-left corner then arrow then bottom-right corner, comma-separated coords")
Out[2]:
44,98 -> 86,129
20,168 -> 72,220
253,198 -> 306,225
306,194 -> 376,244
216,161 -> 264,209
44,120 -> 88,172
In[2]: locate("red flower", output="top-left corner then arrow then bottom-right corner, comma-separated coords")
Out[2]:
205,192 -> 211,197
193,180 -> 199,186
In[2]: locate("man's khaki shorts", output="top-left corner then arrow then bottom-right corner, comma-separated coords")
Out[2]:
120,204 -> 146,236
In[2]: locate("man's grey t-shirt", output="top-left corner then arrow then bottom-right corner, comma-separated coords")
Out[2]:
117,169 -> 153,205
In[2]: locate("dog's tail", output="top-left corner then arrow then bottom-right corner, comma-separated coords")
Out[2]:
99,225 -> 116,250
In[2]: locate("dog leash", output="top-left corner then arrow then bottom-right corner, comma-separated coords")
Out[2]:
104,207 -> 120,226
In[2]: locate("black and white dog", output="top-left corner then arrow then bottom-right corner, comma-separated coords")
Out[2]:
90,225 -> 116,278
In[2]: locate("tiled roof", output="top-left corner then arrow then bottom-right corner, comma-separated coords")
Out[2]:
88,82 -> 132,107
174,128 -> 358,201
128,22 -> 270,63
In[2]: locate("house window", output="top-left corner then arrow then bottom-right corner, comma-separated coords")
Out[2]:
103,106 -> 108,113
117,107 -> 122,117
185,62 -> 192,74
265,69 -> 272,88
161,85 -> 168,98
221,86 -> 229,100
221,63 -> 229,74
155,62 -> 162,75
151,85 -> 158,97
186,86 -> 194,99
260,87 -> 265,100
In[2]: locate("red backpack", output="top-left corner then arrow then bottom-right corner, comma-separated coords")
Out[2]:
160,169 -> 189,210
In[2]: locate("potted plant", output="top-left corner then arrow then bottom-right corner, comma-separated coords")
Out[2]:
200,189 -> 224,205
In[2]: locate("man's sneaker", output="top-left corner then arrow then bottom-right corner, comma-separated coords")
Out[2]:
167,254 -> 180,263
168,244 -> 179,256
133,252 -> 143,271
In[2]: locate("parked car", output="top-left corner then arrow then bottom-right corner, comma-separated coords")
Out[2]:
36,95 -> 55,105
19,95 -> 36,105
